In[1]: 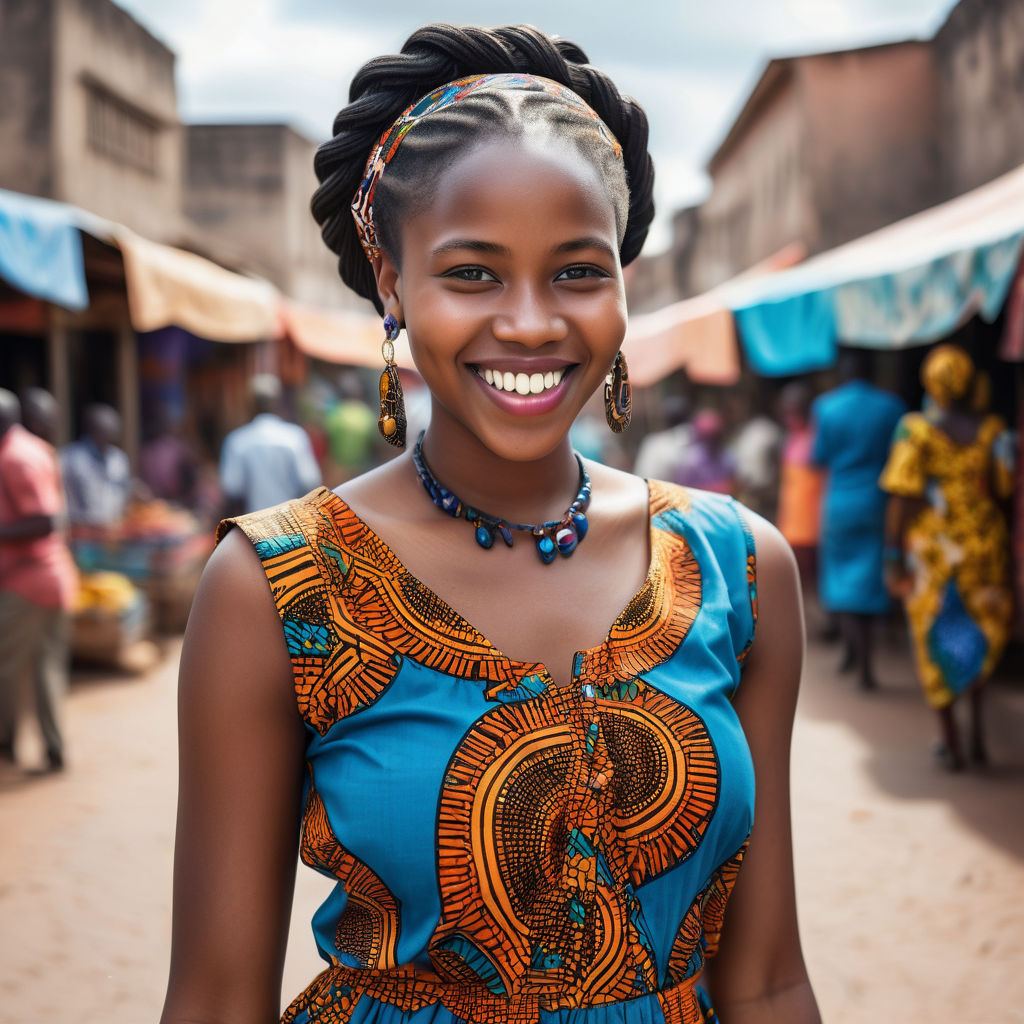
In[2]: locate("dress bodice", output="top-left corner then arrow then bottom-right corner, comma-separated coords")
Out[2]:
220,480 -> 758,1024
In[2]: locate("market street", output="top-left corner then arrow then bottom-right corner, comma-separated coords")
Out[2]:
0,634 -> 1022,1024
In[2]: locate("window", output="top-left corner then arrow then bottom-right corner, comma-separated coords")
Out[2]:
84,79 -> 160,174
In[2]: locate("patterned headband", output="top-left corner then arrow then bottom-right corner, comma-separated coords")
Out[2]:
350,72 -> 623,263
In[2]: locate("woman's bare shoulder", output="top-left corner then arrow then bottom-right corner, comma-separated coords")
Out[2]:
182,526 -> 294,707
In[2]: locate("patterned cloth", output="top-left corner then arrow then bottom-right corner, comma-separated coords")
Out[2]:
219,481 -> 758,1024
351,73 -> 623,263
880,411 -> 1015,709
919,344 -> 975,410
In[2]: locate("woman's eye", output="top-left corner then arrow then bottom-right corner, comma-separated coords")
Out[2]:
444,266 -> 498,283
556,264 -> 608,282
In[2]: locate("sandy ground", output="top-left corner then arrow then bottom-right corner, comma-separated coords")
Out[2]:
0,632 -> 1022,1024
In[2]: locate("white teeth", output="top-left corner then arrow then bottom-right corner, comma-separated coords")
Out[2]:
477,367 -> 569,395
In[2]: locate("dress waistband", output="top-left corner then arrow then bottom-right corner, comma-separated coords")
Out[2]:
284,964 -> 708,1024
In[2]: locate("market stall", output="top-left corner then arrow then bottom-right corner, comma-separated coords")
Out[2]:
70,499 -> 214,641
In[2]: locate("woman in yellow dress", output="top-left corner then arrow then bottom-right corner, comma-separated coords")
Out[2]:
880,344 -> 1016,770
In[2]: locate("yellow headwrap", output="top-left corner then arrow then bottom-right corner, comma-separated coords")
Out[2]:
920,344 -> 975,409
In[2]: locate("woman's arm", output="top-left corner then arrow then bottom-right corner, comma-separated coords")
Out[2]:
703,516 -> 821,1023
160,528 -> 307,1024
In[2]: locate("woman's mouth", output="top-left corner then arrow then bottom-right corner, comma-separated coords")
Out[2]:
468,362 -> 577,416
473,366 -> 566,396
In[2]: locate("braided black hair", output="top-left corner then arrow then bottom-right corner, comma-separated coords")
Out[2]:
312,24 -> 655,314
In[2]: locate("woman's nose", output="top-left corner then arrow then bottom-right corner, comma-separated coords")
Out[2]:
491,284 -> 567,348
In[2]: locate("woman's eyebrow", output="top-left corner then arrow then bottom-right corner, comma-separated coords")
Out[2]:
431,239 -> 511,257
553,237 -> 617,258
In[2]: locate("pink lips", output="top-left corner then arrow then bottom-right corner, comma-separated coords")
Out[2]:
470,365 -> 575,416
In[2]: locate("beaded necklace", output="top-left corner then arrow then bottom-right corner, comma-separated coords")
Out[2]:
412,433 -> 591,564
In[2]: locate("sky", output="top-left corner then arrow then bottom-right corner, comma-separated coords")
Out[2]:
116,0 -> 960,252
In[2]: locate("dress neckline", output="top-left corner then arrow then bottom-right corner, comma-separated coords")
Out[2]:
314,480 -> 676,692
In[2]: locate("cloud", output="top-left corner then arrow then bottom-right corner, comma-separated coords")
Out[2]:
114,0 -> 959,252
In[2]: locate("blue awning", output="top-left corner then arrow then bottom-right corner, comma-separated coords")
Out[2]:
0,188 -> 90,311
721,163 -> 1024,375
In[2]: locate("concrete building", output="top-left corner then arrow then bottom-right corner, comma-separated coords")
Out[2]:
933,0 -> 1024,199
627,207 -> 700,314
640,0 -> 1024,305
183,124 -> 356,311
0,0 -> 182,242
690,41 -> 941,294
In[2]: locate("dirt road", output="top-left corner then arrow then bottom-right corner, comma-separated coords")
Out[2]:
1,635 -> 1022,1023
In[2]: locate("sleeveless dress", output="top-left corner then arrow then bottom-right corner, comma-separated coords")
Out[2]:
219,480 -> 758,1024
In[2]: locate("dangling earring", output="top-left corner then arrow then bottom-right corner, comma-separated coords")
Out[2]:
378,313 -> 406,448
604,351 -> 631,432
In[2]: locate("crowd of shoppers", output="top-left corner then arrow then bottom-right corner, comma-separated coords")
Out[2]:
634,344 -> 1016,771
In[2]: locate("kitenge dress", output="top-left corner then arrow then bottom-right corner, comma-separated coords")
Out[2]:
219,480 -> 758,1024
879,411 -> 1015,708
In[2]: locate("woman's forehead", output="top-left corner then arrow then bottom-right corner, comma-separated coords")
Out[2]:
405,139 -> 620,251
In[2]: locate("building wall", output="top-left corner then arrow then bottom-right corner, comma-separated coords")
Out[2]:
691,71 -> 807,292
0,0 -> 56,197
51,0 -> 181,240
184,123 -> 289,282
281,127 -> 358,310
625,207 -> 702,311
185,123 -> 361,310
934,0 -> 1024,197
800,43 -> 941,252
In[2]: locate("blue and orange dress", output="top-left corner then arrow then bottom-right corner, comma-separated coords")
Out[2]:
219,480 -> 758,1024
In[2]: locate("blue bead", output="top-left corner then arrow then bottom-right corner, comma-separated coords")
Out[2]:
440,491 -> 460,515
499,524 -> 514,547
536,536 -> 556,564
475,525 -> 494,549
571,512 -> 589,541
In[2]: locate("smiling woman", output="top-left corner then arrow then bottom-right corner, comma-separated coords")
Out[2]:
160,23 -> 820,1024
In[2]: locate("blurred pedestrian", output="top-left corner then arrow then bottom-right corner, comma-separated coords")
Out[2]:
324,371 -> 376,481
674,409 -> 735,493
812,352 -> 906,690
727,395 -> 783,520
140,405 -> 199,506
61,403 -> 132,529
633,393 -> 692,480
219,374 -> 322,516
776,381 -> 823,587
0,389 -> 76,772
880,345 -> 1015,771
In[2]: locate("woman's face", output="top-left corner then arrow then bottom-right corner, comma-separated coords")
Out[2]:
377,137 -> 627,462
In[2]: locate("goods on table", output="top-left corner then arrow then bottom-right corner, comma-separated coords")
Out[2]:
70,500 -> 214,632
71,570 -> 151,669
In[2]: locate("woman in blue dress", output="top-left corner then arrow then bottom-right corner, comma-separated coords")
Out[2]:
160,24 -> 820,1024
812,352 -> 906,690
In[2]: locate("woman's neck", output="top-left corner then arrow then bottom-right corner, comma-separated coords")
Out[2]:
418,415 -> 582,526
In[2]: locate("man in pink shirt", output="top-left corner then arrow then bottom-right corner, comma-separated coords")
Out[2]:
0,388 -> 77,772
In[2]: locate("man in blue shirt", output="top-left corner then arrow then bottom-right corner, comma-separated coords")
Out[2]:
219,375 -> 322,516
61,404 -> 132,529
